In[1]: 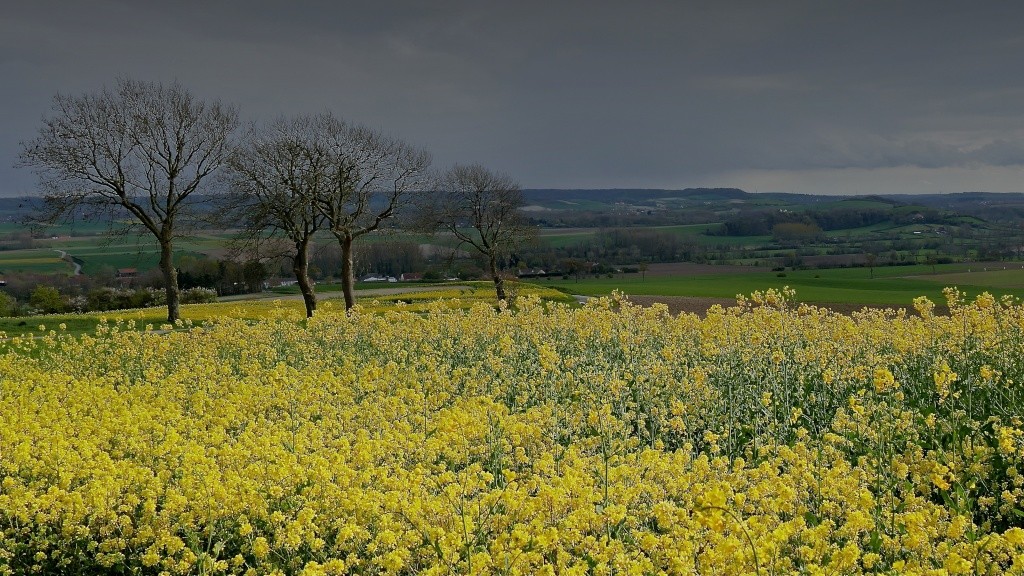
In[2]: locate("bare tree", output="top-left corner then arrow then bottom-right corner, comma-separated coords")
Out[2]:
224,114 -> 333,318
434,164 -> 535,300
18,78 -> 238,322
317,125 -> 432,310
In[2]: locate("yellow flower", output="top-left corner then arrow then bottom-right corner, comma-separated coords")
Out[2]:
872,367 -> 897,394
3,287 -> 1024,574
944,552 -> 973,575
933,361 -> 958,401
252,537 -> 270,559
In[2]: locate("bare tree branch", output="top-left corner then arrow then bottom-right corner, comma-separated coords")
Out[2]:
315,119 -> 432,310
429,164 -> 536,300
223,114 -> 337,318
18,78 -> 238,322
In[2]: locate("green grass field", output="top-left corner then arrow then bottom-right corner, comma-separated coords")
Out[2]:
0,221 -> 120,236
917,267 -> 1024,288
2,235 -> 245,277
541,263 -> 1024,306
537,230 -> 599,248
822,221 -> 901,237
537,225 -> 772,249
0,248 -> 73,274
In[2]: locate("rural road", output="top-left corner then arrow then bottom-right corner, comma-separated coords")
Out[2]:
225,287 -> 741,317
218,284 -> 474,303
53,249 -> 82,275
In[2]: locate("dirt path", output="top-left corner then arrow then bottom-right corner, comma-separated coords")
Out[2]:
53,249 -> 82,275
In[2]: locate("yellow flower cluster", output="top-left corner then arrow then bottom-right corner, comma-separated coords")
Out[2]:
2,289 -> 1024,574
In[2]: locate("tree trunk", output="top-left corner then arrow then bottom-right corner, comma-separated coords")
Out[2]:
293,240 -> 316,318
490,254 -> 506,300
159,238 -> 180,323
341,233 -> 356,310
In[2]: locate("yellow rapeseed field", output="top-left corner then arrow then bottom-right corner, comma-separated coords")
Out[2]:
2,288 -> 1024,574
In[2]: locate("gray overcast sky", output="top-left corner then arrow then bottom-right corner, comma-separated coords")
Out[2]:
4,0 -> 1024,195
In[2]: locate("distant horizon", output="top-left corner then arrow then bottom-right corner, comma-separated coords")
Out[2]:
4,187 -> 1024,200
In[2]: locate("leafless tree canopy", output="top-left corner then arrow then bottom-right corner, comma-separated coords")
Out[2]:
316,122 -> 432,309
317,126 -> 432,236
226,115 -> 337,248
434,163 -> 535,300
223,112 -> 431,314
21,79 -> 237,233
18,78 -> 238,322
225,114 -> 338,317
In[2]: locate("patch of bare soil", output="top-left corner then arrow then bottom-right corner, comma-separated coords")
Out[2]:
622,295 -> 736,316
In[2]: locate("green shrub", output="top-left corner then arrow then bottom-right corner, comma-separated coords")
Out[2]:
29,285 -> 65,313
0,291 -> 16,317
181,287 -> 218,304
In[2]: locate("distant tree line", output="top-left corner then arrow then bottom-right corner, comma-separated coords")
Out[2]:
564,228 -> 697,263
0,232 -> 36,251
0,258 -> 244,317
716,208 -> 887,237
525,209 -> 721,229
716,207 -> 963,238
0,283 -> 217,317
306,241 -> 427,280
176,256 -> 268,295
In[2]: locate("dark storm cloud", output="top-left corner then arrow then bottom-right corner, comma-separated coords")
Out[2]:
4,1 -> 1024,194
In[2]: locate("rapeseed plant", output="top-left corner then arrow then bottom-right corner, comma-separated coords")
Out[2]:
0,289 -> 1023,574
